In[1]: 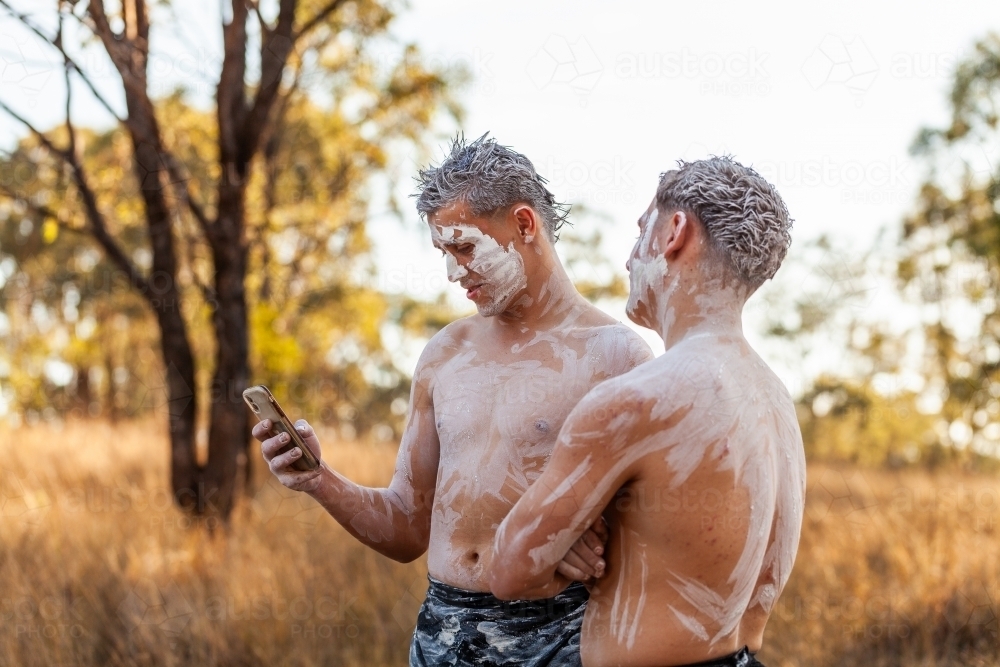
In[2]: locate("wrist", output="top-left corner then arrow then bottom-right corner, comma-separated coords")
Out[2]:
304,462 -> 332,499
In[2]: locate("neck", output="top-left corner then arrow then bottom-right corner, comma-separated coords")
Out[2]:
654,272 -> 747,349
492,250 -> 585,330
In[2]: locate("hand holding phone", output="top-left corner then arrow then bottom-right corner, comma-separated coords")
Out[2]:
244,385 -> 321,473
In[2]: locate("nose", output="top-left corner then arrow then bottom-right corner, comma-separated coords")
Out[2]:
446,253 -> 468,282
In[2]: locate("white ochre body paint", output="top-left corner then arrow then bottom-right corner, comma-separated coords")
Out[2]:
493,198 -> 804,665
431,223 -> 528,316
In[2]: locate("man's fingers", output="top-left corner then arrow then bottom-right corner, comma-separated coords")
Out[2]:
571,537 -> 605,573
262,432 -> 293,459
593,516 -> 609,542
292,420 -> 323,460
269,447 -> 302,473
562,548 -> 601,579
581,529 -> 604,556
251,419 -> 272,441
556,560 -> 591,583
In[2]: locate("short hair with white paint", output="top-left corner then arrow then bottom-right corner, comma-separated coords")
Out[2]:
656,156 -> 793,291
413,133 -> 570,243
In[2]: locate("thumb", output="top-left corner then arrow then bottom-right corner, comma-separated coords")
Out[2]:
294,419 -> 322,457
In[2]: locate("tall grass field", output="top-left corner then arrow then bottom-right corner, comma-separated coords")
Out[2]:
1,419 -> 998,666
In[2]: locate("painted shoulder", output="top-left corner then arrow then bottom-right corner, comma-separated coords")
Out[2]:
413,315 -> 477,379
580,321 -> 655,377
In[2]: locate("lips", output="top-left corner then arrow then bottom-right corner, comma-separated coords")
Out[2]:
463,283 -> 483,300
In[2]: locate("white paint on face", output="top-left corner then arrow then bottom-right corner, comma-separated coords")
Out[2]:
446,253 -> 468,282
626,206 -> 668,330
431,223 -> 527,317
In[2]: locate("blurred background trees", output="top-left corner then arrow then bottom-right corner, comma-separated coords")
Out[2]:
0,0 -> 462,519
2,4 -> 1000,527
768,33 -> 1000,471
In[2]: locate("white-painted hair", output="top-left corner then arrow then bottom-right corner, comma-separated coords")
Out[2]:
413,133 -> 570,242
657,156 -> 793,290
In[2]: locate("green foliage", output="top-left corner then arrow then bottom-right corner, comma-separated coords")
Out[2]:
897,32 -> 1000,460
0,2 -> 463,437
753,34 -> 1000,469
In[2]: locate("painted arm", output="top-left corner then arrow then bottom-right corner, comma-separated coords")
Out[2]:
529,327 -> 655,590
489,382 -> 646,599
257,349 -> 441,563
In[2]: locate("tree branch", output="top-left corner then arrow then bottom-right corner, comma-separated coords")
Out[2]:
60,8 -> 76,161
161,151 -> 215,239
88,0 -> 148,98
217,0 -> 250,169
241,0 -> 296,164
0,0 -> 124,123
292,0 -> 348,43
0,100 -> 151,297
0,182 -> 87,237
246,0 -> 269,38
2,0 -> 213,236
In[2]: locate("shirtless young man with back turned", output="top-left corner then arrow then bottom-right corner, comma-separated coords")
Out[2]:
491,157 -> 806,667
254,134 -> 653,667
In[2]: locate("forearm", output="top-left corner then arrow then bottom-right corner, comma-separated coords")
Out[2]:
494,570 -> 572,600
490,517 -> 578,599
308,464 -> 430,562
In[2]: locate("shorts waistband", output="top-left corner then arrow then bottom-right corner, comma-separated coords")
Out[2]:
675,646 -> 760,667
424,575 -> 588,615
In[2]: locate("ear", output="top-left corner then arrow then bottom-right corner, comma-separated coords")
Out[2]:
511,205 -> 539,244
662,210 -> 692,260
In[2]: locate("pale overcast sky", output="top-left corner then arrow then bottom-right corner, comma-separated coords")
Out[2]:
1,0 -> 997,394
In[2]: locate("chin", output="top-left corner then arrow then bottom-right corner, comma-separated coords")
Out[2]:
477,292 -> 520,318
477,299 -> 504,318
626,300 -> 655,331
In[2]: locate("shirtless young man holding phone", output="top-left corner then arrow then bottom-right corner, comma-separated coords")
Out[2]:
254,135 -> 652,666
491,157 -> 806,667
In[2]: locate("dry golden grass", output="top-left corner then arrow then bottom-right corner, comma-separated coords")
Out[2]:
1,419 -> 999,666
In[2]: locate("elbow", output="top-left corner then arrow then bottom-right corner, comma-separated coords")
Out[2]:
489,522 -> 549,599
390,549 -> 422,564
488,548 -> 538,600
390,538 -> 428,564
489,566 -> 526,601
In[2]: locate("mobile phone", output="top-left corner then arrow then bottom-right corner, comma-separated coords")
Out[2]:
243,385 -> 320,471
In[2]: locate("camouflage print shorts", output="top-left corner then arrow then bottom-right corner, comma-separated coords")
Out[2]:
409,576 -> 588,667
679,646 -> 766,667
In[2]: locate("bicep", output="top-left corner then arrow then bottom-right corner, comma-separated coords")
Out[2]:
387,366 -> 440,519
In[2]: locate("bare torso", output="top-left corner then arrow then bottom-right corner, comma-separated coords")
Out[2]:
427,313 -> 651,591
582,336 -> 805,666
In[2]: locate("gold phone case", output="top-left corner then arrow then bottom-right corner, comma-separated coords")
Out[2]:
243,385 -> 320,471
